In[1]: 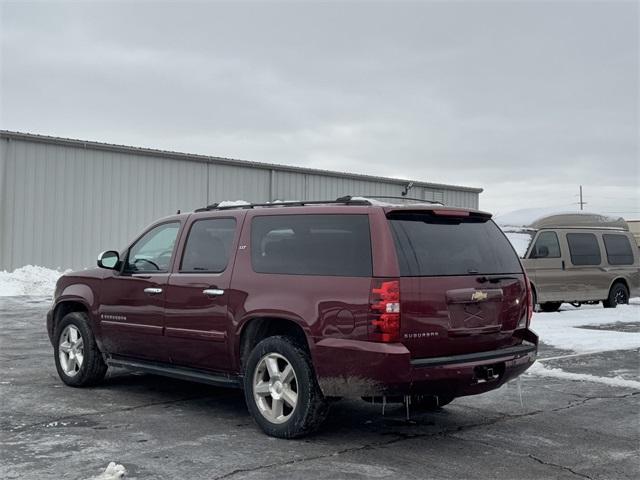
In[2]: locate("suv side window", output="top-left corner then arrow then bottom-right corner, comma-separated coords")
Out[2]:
126,222 -> 180,272
180,218 -> 237,272
566,233 -> 601,266
603,234 -> 634,265
251,214 -> 372,276
529,231 -> 561,258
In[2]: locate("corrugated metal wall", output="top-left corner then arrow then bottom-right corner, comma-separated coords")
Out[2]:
0,134 -> 480,271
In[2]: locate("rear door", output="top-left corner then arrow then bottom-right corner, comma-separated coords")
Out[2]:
387,211 -> 527,359
163,212 -> 244,371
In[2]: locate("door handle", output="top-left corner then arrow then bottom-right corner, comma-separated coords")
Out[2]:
203,288 -> 225,297
561,261 -> 565,270
143,287 -> 163,295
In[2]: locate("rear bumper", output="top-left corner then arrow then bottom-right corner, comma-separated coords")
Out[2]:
314,329 -> 538,397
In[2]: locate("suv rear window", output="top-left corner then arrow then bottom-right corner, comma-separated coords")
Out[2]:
389,213 -> 522,276
251,214 -> 372,276
603,234 -> 634,265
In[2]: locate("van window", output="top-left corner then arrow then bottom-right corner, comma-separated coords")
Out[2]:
566,233 -> 601,266
388,214 -> 522,276
180,218 -> 237,272
251,214 -> 372,276
603,234 -> 634,265
529,231 -> 561,259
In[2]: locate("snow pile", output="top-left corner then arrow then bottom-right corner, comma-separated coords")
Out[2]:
0,265 -> 69,297
91,462 -> 126,480
530,304 -> 640,354
503,231 -> 533,257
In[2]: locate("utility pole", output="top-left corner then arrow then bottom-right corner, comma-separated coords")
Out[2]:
578,185 -> 586,210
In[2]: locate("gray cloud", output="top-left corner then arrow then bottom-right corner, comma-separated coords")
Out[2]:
1,0 -> 638,216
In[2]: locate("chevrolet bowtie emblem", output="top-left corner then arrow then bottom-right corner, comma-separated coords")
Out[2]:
471,291 -> 488,301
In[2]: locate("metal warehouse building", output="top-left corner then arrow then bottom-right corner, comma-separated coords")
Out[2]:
0,130 -> 482,271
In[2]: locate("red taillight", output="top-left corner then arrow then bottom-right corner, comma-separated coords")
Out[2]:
524,273 -> 533,326
369,279 -> 400,342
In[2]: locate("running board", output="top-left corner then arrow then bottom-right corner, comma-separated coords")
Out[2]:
106,356 -> 241,388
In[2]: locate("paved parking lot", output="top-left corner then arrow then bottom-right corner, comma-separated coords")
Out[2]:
1,297 -> 638,480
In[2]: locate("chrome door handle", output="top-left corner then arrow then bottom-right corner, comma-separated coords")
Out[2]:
203,288 -> 225,297
143,287 -> 163,295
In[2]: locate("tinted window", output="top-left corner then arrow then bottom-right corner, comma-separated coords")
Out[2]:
126,222 -> 180,272
603,234 -> 634,265
566,233 -> 601,266
251,215 -> 372,276
389,214 -> 522,276
530,231 -> 561,259
181,218 -> 237,272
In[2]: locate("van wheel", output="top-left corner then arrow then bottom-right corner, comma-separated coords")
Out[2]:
411,394 -> 454,410
54,312 -> 107,387
243,336 -> 329,438
603,283 -> 629,308
539,302 -> 562,313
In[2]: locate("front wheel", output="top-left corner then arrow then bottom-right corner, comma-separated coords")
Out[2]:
243,336 -> 329,438
54,312 -> 107,387
603,283 -> 629,308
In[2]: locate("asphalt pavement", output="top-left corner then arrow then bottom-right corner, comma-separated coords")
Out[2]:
1,297 -> 638,480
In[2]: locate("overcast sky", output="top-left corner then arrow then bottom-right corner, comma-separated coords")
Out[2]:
1,0 -> 638,217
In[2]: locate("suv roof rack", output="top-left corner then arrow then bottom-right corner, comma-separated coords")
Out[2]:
361,195 -> 445,206
194,196 -> 371,212
194,195 -> 444,212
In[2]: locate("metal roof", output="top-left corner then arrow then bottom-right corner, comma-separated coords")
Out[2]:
0,130 -> 483,193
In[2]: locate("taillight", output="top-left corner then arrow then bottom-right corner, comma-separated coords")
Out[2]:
524,273 -> 533,327
369,279 -> 400,342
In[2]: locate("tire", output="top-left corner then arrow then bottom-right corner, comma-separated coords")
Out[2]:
243,335 -> 329,438
603,283 -> 629,309
54,312 -> 107,387
411,394 -> 455,411
540,302 -> 562,313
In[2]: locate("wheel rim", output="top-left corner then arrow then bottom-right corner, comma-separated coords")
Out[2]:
614,288 -> 628,304
253,353 -> 298,424
58,325 -> 84,377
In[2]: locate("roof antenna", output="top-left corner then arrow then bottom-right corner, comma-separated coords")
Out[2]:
176,209 -> 181,214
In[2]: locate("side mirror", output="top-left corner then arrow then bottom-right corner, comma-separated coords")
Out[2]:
97,250 -> 120,269
536,245 -> 549,258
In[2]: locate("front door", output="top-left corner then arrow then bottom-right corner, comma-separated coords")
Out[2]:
524,230 -> 565,303
163,213 -> 244,371
99,221 -> 182,361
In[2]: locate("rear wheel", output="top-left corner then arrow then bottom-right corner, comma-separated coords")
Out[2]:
54,312 -> 107,387
540,302 -> 562,313
603,283 -> 629,309
243,336 -> 329,438
411,394 -> 455,410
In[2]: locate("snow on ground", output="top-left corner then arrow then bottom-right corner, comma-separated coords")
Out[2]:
529,300 -> 640,388
528,362 -> 640,389
0,265 -> 69,297
530,301 -> 640,354
91,462 -> 126,480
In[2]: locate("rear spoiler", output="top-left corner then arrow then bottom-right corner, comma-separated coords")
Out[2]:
385,208 -> 492,220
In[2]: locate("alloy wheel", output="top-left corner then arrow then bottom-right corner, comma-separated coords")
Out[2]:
58,325 -> 84,377
253,353 -> 298,424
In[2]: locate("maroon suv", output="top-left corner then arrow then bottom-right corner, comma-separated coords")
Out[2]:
47,197 -> 537,438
